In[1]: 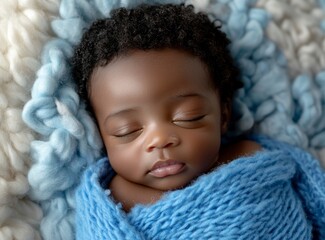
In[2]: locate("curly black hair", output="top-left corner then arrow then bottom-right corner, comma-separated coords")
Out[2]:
72,3 -> 242,110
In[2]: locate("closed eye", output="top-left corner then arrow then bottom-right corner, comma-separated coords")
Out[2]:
172,115 -> 206,129
175,115 -> 205,122
113,128 -> 142,138
176,115 -> 205,122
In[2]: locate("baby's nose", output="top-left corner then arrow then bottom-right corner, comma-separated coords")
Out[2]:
145,125 -> 180,152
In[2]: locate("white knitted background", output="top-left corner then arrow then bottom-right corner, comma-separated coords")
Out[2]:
0,1 -> 59,239
0,0 -> 324,239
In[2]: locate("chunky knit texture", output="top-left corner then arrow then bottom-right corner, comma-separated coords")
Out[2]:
19,0 -> 325,239
0,1 -> 59,239
76,136 -> 325,239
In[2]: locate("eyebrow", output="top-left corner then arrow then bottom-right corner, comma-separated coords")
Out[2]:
104,108 -> 138,123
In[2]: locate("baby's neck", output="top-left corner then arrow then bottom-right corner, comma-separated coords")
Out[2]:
109,175 -> 164,212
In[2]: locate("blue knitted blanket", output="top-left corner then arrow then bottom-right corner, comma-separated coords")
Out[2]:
76,137 -> 325,239
20,1 -> 325,239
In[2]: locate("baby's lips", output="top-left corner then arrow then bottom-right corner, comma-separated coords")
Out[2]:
149,160 -> 185,178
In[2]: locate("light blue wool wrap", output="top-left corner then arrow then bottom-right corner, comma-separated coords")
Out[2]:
76,136 -> 325,239
21,0 -> 325,239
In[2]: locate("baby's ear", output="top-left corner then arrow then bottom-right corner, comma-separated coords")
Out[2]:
221,100 -> 231,134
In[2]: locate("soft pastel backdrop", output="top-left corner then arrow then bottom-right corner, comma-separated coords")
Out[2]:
1,0 -> 325,239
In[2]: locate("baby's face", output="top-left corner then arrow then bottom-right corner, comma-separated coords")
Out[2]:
90,49 -> 226,191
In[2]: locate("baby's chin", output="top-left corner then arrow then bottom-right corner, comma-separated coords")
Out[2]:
144,171 -> 200,191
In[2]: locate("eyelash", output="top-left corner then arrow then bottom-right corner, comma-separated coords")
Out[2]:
113,129 -> 142,138
175,115 -> 205,122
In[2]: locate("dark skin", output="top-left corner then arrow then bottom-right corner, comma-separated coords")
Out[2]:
89,49 -> 261,212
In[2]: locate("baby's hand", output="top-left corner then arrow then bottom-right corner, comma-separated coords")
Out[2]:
109,175 -> 164,212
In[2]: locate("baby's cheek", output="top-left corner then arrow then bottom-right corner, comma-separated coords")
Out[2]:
199,139 -> 220,161
186,132 -> 221,164
107,142 -> 146,182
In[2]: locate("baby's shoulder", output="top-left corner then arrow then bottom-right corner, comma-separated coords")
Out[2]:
234,140 -> 263,155
220,140 -> 262,164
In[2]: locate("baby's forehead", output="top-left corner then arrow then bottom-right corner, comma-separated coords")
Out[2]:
89,49 -> 217,108
90,49 -> 218,107
91,49 -> 212,84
